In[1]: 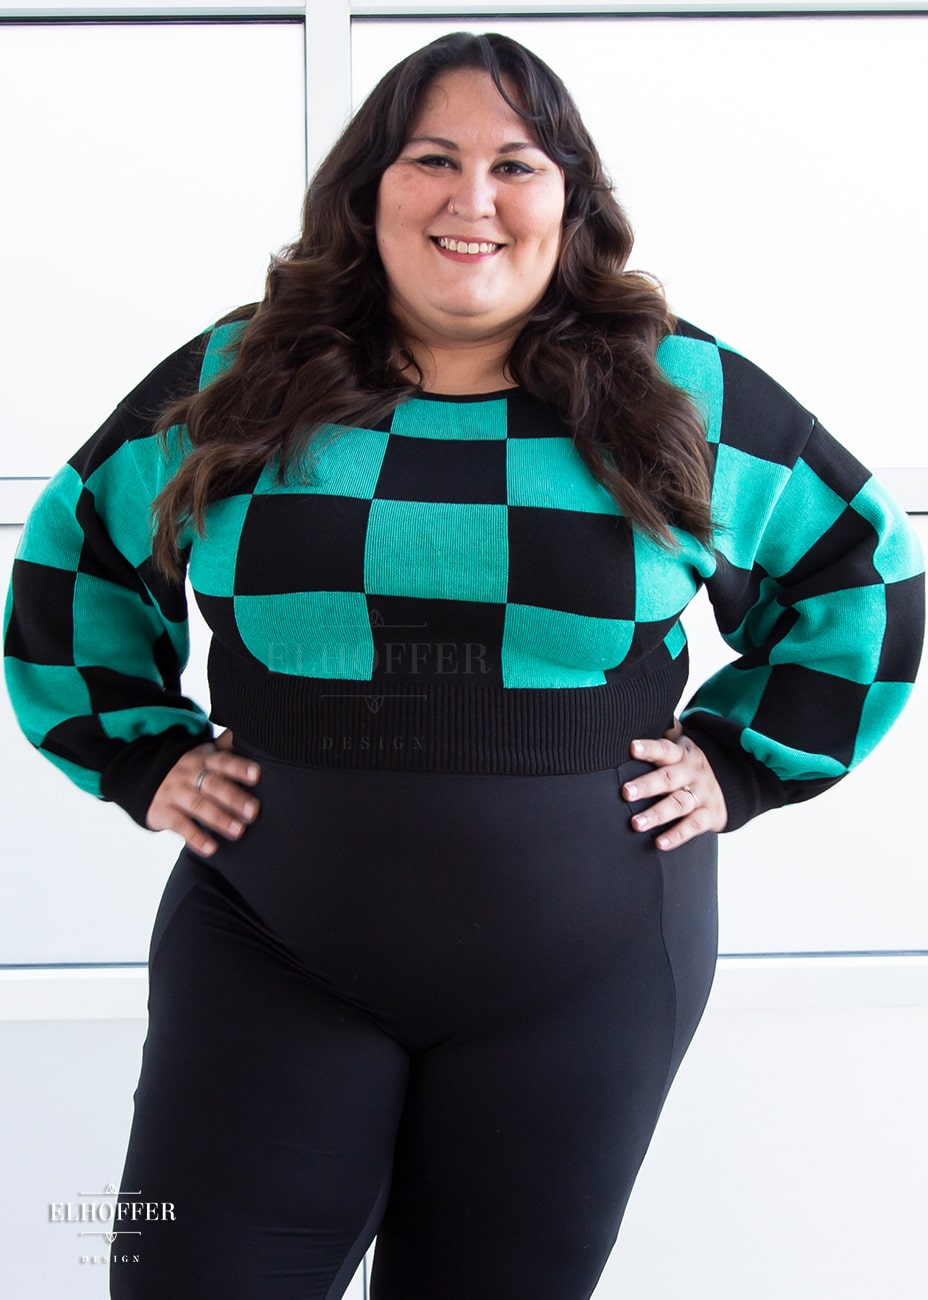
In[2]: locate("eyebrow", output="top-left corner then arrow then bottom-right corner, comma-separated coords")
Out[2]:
404,135 -> 540,154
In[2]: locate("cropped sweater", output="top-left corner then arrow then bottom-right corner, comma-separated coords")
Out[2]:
3,316 -> 924,832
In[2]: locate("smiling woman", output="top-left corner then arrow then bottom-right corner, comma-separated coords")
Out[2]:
375,68 -> 566,384
3,26 -> 923,1300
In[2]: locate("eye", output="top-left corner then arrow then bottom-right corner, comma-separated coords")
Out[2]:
413,154 -> 456,169
495,160 -> 535,176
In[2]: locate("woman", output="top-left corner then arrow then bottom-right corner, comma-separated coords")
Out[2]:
4,30 -> 923,1300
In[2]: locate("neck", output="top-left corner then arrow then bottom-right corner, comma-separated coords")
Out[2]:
398,335 -> 519,396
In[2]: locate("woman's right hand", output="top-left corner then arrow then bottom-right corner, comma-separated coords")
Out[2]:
145,729 -> 262,857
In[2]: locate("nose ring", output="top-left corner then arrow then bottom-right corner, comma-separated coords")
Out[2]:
448,200 -> 456,215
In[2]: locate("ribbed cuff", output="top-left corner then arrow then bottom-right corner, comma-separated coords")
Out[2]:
99,724 -> 215,828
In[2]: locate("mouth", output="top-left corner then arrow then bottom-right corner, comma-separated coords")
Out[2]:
432,237 -> 503,256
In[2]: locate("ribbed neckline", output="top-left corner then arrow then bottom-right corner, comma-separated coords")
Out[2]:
410,386 -> 522,404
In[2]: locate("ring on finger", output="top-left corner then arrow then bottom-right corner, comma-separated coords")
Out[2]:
194,767 -> 211,795
681,783 -> 697,805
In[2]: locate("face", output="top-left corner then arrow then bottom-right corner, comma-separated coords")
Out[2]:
375,68 -> 567,350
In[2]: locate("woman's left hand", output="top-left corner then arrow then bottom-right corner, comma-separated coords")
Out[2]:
622,718 -> 728,851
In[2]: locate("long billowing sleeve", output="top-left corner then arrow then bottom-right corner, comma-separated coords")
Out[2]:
3,333 -> 215,827
659,322 -> 925,830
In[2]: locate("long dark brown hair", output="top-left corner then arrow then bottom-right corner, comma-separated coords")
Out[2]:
150,31 -> 713,579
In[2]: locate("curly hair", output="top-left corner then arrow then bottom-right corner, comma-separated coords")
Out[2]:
150,30 -> 713,579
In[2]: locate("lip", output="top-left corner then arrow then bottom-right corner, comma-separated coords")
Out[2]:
430,236 -> 505,262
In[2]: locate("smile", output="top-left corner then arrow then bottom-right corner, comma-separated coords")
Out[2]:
434,238 -> 501,255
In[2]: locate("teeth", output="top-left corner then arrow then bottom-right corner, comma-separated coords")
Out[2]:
437,238 -> 499,254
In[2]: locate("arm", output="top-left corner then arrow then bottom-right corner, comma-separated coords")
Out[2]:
3,334 -> 217,827
682,413 -> 924,829
625,325 -> 925,840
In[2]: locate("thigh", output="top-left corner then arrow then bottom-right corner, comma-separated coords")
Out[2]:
370,781 -> 718,1300
110,850 -> 408,1300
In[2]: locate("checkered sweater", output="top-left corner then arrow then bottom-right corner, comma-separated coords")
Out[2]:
4,317 -> 924,831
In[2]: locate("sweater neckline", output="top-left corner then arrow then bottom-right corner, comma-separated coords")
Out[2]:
410,386 -> 522,404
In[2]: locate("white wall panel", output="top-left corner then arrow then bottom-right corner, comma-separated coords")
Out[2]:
0,524 -> 213,964
352,16 -> 928,471
0,21 -> 306,478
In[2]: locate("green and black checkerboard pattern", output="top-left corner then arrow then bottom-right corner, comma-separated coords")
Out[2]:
3,316 -> 924,829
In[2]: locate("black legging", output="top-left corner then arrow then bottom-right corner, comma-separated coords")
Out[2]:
111,739 -> 718,1300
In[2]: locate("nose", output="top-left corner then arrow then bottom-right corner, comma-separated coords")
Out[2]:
447,168 -> 496,222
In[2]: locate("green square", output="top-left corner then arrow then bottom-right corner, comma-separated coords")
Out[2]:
852,477 -> 925,583
656,335 -> 724,444
3,659 -> 91,746
254,425 -> 389,500
17,466 -> 85,572
188,495 -> 253,598
199,320 -> 248,389
726,573 -> 786,655
100,705 -> 210,745
710,444 -> 791,570
761,457 -> 848,577
390,397 -> 508,441
506,438 -> 621,513
769,586 -> 886,685
235,591 -> 373,678
853,681 -> 913,765
72,573 -> 163,679
663,621 -> 687,660
364,501 -> 508,602
741,728 -> 845,782
85,440 -> 159,569
633,527 -> 706,620
502,605 -> 633,687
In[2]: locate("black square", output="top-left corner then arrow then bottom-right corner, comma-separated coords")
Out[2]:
505,390 -> 571,440
506,506 -> 636,620
705,555 -> 767,638
876,575 -> 926,683
801,422 -> 872,505
750,664 -> 867,767
374,436 -> 507,505
366,594 -> 507,685
5,560 -> 76,666
719,349 -> 813,467
780,507 -> 879,598
234,494 -> 371,595
76,488 -> 152,603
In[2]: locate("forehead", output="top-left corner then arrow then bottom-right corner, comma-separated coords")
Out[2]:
408,67 -> 538,142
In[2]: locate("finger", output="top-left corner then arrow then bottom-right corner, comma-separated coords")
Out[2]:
663,716 -> 684,742
630,736 -> 686,766
188,773 -> 261,832
189,747 -> 262,791
628,783 -> 700,835
652,807 -> 717,852
145,805 -> 220,856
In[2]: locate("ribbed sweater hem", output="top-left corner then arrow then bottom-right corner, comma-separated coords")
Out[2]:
207,650 -> 688,775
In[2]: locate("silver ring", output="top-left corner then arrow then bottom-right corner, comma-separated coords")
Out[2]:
449,200 -> 456,215
682,784 -> 697,804
194,767 -> 210,795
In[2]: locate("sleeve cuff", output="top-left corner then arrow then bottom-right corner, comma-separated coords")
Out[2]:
99,724 -> 215,828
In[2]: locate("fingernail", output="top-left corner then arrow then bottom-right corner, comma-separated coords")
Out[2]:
243,800 -> 257,819
634,814 -> 649,829
631,741 -> 645,756
201,841 -> 217,856
625,783 -> 638,799
247,765 -> 259,781
657,836 -> 671,850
